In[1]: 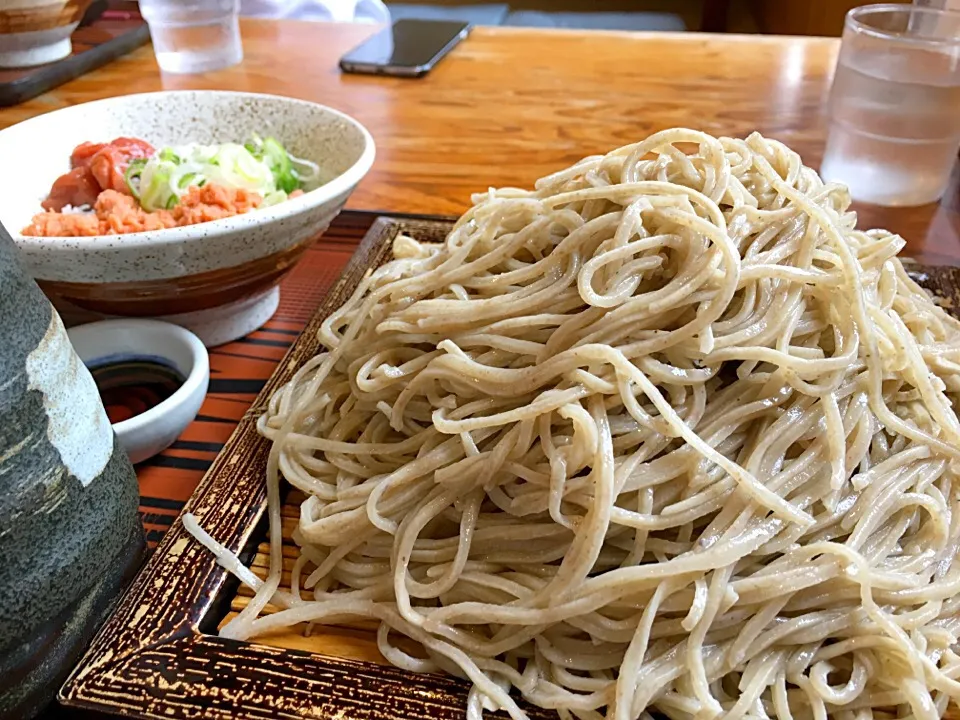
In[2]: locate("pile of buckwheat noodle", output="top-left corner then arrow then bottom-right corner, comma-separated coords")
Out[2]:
184,128 -> 960,720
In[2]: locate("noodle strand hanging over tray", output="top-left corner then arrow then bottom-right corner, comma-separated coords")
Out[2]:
185,128 -> 960,720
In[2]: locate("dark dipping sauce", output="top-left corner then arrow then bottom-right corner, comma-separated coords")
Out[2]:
88,358 -> 186,424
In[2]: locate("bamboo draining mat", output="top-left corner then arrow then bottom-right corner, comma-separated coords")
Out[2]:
219,489 -> 388,665
210,216 -> 456,667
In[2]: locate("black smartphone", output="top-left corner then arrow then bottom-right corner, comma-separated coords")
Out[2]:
339,19 -> 471,78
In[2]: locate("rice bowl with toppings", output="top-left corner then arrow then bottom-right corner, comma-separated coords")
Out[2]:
0,90 -> 375,346
23,134 -> 320,237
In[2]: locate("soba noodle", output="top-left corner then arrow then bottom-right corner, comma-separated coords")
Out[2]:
185,128 -> 960,720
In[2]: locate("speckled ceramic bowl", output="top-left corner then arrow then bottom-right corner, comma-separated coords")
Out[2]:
0,0 -> 92,68
0,91 -> 375,346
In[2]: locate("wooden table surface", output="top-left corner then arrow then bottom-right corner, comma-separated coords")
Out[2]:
1,19 -> 957,263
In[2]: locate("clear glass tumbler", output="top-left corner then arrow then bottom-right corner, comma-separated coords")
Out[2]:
820,4 -> 960,207
139,0 -> 243,75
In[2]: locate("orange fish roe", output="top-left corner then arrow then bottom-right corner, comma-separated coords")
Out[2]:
22,184 -> 264,238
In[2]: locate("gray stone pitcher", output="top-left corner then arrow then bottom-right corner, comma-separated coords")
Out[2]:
0,221 -> 144,719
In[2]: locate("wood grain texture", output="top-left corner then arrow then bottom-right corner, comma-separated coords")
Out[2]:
0,20 -> 956,262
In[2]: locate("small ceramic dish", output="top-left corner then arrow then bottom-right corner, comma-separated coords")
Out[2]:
67,319 -> 209,465
0,0 -> 92,68
0,90 -> 375,346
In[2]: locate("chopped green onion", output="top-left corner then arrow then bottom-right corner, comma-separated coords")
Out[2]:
261,190 -> 289,207
139,164 -> 174,211
262,136 -> 300,194
130,134 -> 320,212
124,159 -> 146,199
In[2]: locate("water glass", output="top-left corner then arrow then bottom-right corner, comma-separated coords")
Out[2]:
820,4 -> 960,207
139,0 -> 244,75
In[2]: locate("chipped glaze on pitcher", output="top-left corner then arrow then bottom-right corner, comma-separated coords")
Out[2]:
0,221 -> 144,719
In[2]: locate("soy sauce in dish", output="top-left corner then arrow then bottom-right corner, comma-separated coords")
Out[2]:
87,358 -> 186,423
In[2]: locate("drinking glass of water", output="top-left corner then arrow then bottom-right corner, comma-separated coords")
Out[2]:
820,3 -> 960,207
139,0 -> 243,75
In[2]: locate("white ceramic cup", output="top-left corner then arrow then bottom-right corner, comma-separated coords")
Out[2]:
67,319 -> 210,464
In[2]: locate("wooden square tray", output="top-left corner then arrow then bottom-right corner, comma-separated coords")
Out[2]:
59,214 -> 960,719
